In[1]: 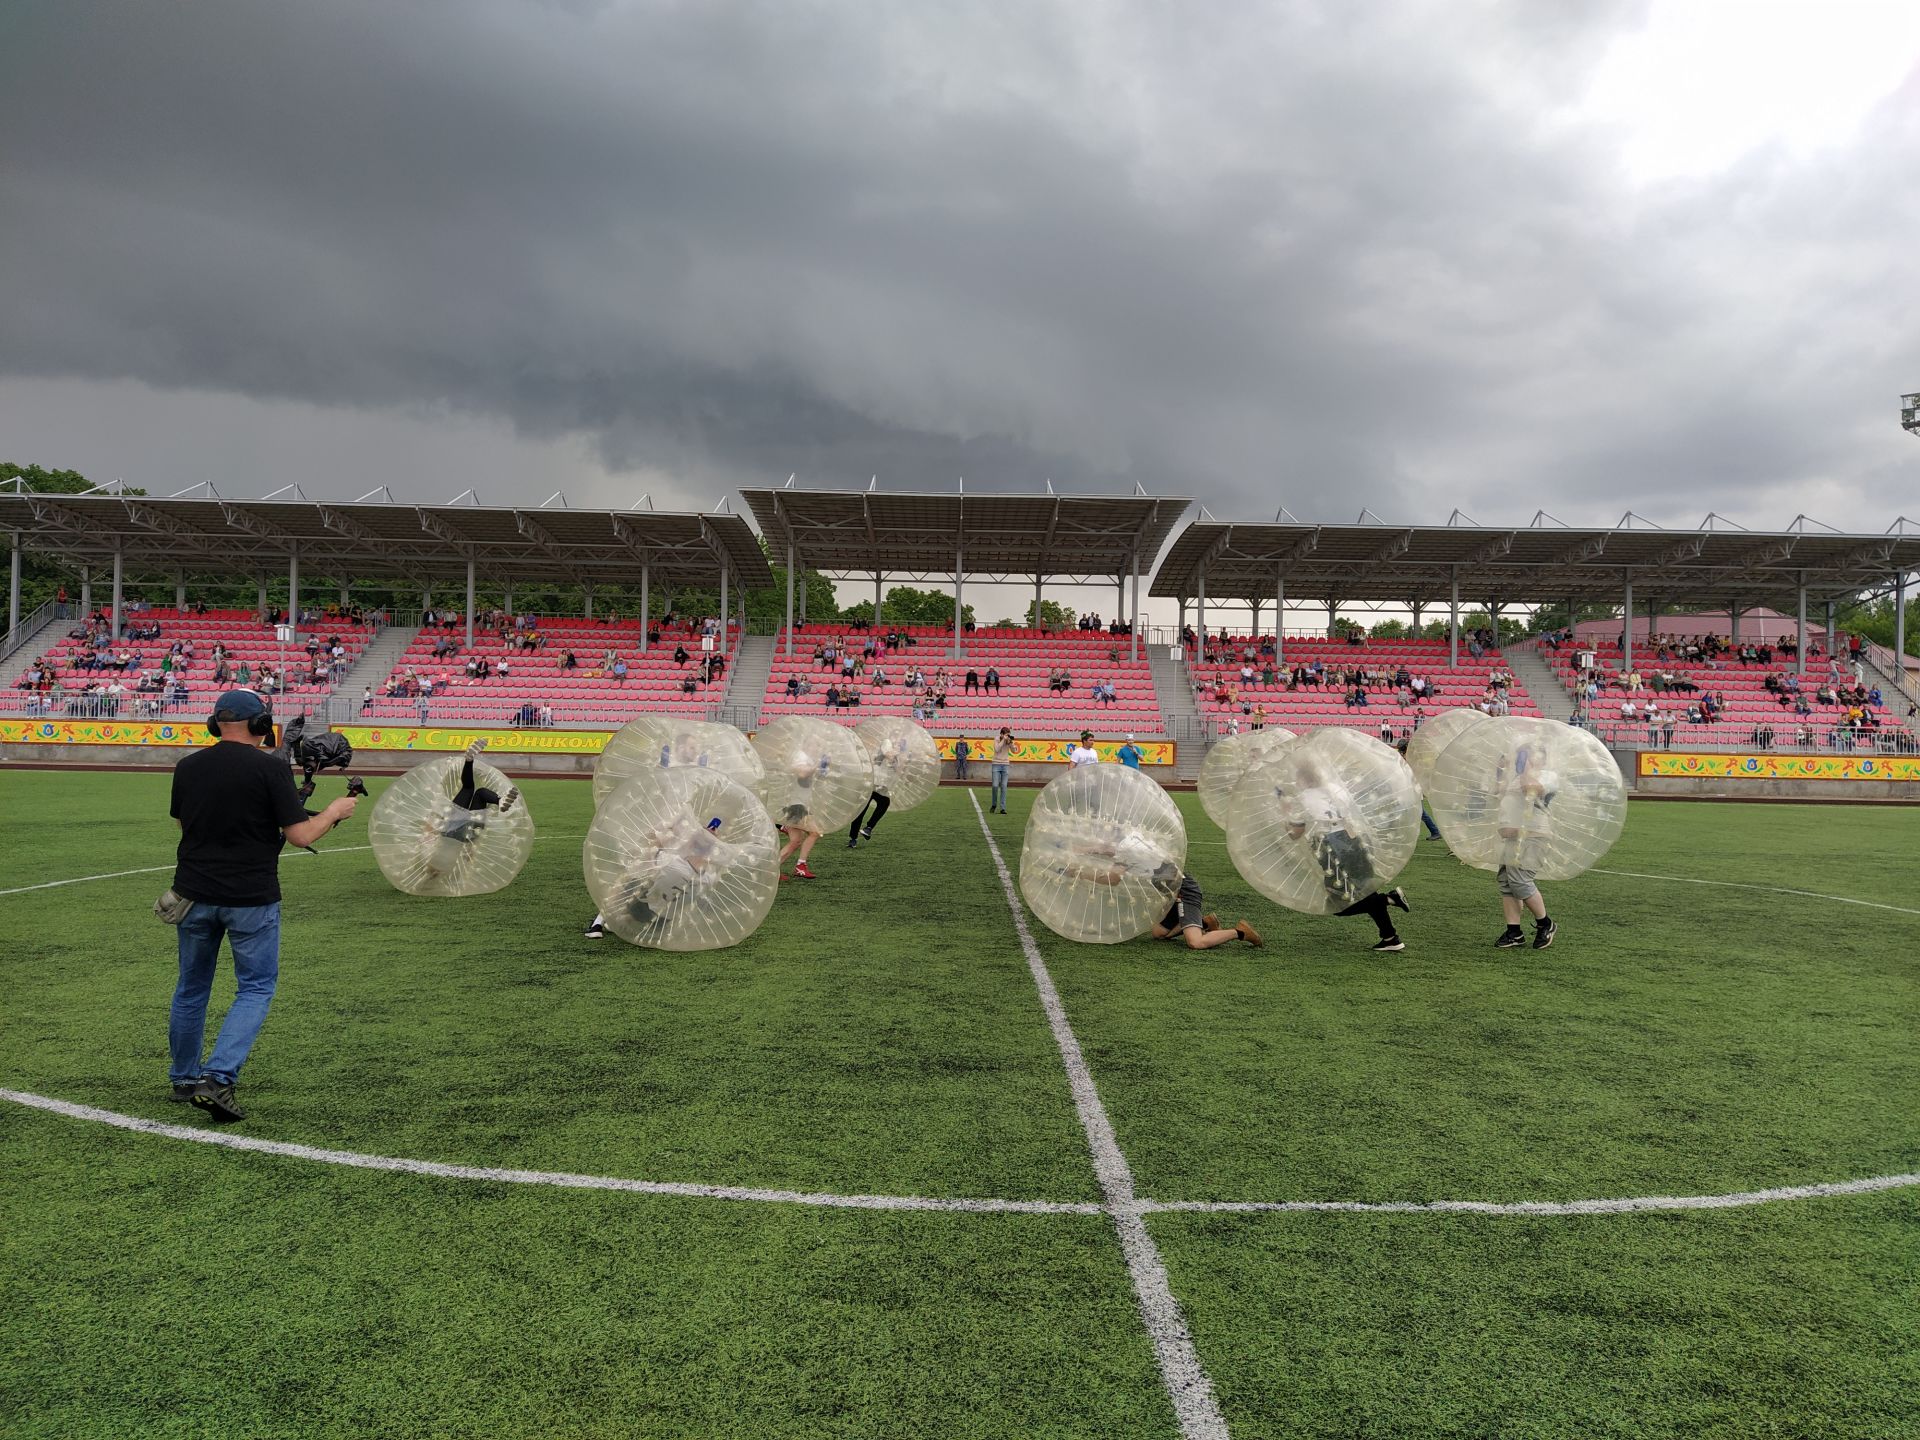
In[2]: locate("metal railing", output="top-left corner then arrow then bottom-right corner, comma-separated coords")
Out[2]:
1,599 -> 58,665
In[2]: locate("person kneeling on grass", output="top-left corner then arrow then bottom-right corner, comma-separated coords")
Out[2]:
1151,871 -> 1262,951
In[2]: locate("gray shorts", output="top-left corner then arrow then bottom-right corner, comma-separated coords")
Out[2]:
1497,865 -> 1538,899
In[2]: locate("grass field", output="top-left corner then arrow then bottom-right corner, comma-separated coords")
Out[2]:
2,767 -> 1917,1439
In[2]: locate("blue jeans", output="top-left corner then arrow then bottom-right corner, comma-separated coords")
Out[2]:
991,764 -> 1009,811
170,903 -> 282,1086
1421,807 -> 1442,839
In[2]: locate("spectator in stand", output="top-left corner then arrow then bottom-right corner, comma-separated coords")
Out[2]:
1092,680 -> 1117,707
965,668 -> 980,693
561,650 -> 577,670
984,666 -> 1000,694
673,642 -> 690,667
612,658 -> 629,685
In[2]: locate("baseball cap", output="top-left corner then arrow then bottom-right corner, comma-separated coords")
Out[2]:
212,689 -> 269,720
1125,733 -> 1135,740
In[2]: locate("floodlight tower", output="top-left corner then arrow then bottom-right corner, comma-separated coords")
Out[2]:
1904,391 -> 1920,438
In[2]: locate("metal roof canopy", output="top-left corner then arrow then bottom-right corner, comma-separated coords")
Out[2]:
0,493 -> 771,590
1151,513 -> 1920,610
740,485 -> 1193,581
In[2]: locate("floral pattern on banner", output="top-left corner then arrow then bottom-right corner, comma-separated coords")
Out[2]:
1638,752 -> 1920,782
0,719 -> 211,747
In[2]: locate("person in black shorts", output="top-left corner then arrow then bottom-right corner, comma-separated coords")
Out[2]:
1150,871 -> 1263,950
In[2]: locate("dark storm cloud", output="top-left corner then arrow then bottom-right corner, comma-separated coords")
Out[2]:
1,0 -> 1915,523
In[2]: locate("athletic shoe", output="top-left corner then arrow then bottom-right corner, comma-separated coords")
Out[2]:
860,828 -> 873,840
1371,937 -> 1406,952
1202,912 -> 1221,933
847,837 -> 859,849
190,1078 -> 246,1123
1494,929 -> 1526,949
793,862 -> 816,880
1235,921 -> 1264,948
1387,888 -> 1411,913
499,786 -> 520,814
583,920 -> 605,940
1533,919 -> 1558,950
168,1083 -> 197,1104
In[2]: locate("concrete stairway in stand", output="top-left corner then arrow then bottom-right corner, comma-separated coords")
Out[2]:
721,634 -> 775,727
326,624 -> 421,715
1506,643 -> 1576,722
0,610 -> 63,689
1149,646 -> 1208,779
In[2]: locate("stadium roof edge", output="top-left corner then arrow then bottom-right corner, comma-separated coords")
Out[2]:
0,493 -> 772,590
1149,518 -> 1920,609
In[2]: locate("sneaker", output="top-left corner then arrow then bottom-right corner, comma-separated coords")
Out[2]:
190,1077 -> 246,1123
1235,921 -> 1264,948
168,1082 -> 197,1104
1494,928 -> 1526,949
498,786 -> 520,814
467,737 -> 489,759
1371,936 -> 1406,952
793,862 -> 816,880
583,919 -> 605,939
1386,888 -> 1411,913
1533,919 -> 1558,950
1202,912 -> 1222,933
860,828 -> 873,840
847,837 -> 859,849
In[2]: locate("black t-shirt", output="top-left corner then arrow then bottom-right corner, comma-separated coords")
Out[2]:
170,741 -> 310,906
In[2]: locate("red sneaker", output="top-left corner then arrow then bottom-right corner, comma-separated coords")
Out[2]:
793,862 -> 816,880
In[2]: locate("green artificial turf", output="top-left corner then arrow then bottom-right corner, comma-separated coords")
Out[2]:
2,768 -> 1916,1438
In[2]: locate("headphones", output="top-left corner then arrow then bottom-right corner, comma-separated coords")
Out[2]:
207,706 -> 277,740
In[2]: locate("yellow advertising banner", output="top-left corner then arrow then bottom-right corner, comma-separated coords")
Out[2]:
3,717 -> 1180,767
944,736 -> 1176,765
1637,751 -> 1920,782
332,725 -> 613,754
0,718 -> 213,747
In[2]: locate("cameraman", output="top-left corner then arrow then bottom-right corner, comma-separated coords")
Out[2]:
166,690 -> 357,1122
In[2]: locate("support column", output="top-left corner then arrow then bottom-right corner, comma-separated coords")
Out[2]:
952,542 -> 965,659
1249,598 -> 1261,638
1275,569 -> 1286,666
873,571 -> 882,627
1033,573 -> 1043,629
798,558 -> 808,626
1623,577 -> 1634,672
464,558 -> 476,649
583,583 -> 593,619
718,565 -> 729,638
639,560 -> 650,654
1796,580 -> 1808,677
80,566 -> 92,618
1449,567 -> 1460,668
504,583 -> 514,616
1895,571 -> 1908,690
339,583 -> 350,608
1327,598 -> 1338,638
1647,598 -> 1659,647
111,549 -> 125,640
259,578 -> 270,618
1196,566 -> 1207,649
1730,604 -> 1741,644
1826,599 -> 1837,658
783,542 -> 796,655
1177,597 -> 1186,638
1128,546 -> 1141,661
287,551 -> 300,631
174,569 -> 186,612
1411,599 -> 1424,636
8,532 -> 19,639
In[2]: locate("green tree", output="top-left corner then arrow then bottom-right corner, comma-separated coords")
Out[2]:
855,584 -> 974,628
1367,619 -> 1410,639
1837,592 -> 1919,660
3,462 -> 148,620
1023,599 -> 1077,629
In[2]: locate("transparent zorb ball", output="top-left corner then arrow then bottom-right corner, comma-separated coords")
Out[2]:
1424,716 -> 1627,879
1225,727 -> 1420,915
854,715 -> 942,812
1402,707 -> 1489,791
593,717 -> 763,808
583,769 -> 779,950
368,752 -> 536,897
751,714 -> 874,835
1195,727 -> 1298,827
1019,763 -> 1187,944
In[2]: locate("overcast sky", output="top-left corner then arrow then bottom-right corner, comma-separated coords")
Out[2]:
2,0 -> 1917,615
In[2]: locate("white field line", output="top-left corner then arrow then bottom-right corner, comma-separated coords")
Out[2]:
968,793 -> 1230,1440
0,1089 -> 1100,1216
4,1087 -> 1914,1223
1588,868 -> 1920,917
0,832 -> 591,898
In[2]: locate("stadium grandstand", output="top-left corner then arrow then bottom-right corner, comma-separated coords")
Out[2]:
4,483 -> 1917,764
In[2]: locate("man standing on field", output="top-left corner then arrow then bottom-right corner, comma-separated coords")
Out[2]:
163,690 -> 358,1122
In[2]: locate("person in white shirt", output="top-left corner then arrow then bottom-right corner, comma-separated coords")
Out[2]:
1067,732 -> 1100,766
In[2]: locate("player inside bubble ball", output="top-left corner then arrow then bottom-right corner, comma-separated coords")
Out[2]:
1278,756 -> 1410,953
1492,740 -> 1559,951
591,812 -> 743,941
423,739 -> 519,879
848,732 -> 911,848
775,747 -> 832,880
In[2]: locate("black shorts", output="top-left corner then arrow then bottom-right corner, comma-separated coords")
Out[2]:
1161,895 -> 1205,933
